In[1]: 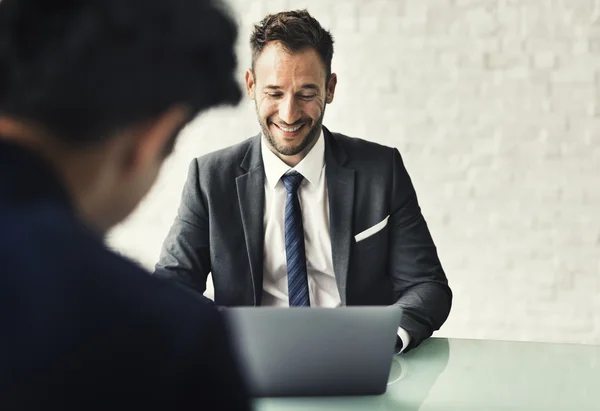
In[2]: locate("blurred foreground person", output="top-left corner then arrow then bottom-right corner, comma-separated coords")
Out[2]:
0,0 -> 250,409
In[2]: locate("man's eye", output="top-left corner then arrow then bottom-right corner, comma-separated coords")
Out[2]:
299,95 -> 316,100
267,93 -> 282,98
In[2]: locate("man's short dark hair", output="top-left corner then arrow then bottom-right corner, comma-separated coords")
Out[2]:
250,9 -> 334,79
0,0 -> 241,146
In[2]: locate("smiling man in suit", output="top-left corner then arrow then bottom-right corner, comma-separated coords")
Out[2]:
155,9 -> 452,353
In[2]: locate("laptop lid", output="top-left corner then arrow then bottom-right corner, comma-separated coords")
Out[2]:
225,306 -> 402,397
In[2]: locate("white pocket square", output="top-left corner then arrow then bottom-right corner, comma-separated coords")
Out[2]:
354,215 -> 390,243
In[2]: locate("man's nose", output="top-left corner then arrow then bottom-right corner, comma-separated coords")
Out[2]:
278,96 -> 302,125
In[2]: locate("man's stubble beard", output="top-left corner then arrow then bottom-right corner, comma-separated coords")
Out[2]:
257,103 -> 326,157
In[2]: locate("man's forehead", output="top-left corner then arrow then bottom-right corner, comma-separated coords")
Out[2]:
254,42 -> 326,83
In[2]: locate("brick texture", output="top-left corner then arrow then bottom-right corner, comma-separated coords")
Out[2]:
107,0 -> 600,345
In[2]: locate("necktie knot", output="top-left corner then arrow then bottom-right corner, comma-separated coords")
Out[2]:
281,171 -> 304,194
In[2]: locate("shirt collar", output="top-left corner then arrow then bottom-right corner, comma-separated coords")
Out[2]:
261,129 -> 325,189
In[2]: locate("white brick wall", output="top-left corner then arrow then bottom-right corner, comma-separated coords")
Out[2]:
107,0 -> 600,345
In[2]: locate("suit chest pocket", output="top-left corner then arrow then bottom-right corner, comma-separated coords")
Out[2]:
354,223 -> 389,250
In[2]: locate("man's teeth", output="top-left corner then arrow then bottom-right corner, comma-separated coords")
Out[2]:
278,124 -> 303,132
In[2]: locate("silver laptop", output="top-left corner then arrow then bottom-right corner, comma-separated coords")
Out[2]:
224,306 -> 401,397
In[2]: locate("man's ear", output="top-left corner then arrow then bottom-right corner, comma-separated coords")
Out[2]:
326,73 -> 337,104
123,105 -> 190,173
245,68 -> 256,100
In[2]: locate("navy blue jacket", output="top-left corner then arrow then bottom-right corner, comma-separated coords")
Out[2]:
0,141 -> 250,410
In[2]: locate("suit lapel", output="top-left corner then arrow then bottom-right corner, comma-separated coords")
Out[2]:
324,129 -> 355,305
236,135 -> 265,306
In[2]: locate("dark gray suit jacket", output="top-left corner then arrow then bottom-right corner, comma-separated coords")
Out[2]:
154,127 -> 452,350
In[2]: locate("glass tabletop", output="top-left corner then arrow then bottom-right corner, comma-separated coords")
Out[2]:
254,337 -> 600,411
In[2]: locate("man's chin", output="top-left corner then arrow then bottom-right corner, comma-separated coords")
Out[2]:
264,122 -> 320,157
274,143 -> 304,157
270,133 -> 306,152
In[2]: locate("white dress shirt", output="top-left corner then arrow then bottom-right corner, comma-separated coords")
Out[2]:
260,130 -> 410,352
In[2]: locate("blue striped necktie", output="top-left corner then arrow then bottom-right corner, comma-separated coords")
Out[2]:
281,171 -> 310,307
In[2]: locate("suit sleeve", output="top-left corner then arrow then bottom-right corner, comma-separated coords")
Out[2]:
388,148 -> 452,351
153,159 -> 213,304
